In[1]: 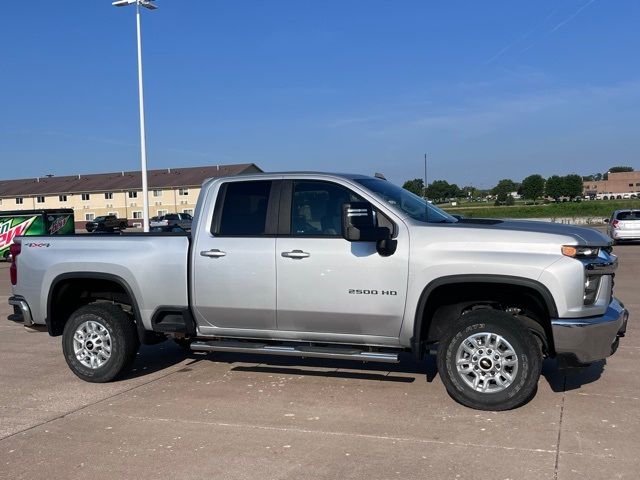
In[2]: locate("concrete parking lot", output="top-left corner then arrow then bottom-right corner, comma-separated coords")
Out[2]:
0,244 -> 638,480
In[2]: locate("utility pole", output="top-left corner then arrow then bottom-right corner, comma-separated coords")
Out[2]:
423,153 -> 428,199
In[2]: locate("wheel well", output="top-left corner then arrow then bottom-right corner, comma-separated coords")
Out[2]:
48,277 -> 134,336
415,281 -> 555,358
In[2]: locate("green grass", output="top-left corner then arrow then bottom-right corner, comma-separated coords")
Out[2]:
442,199 -> 640,219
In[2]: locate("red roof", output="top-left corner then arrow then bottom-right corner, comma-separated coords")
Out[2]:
0,164 -> 262,197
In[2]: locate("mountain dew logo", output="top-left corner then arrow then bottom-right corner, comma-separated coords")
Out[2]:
48,215 -> 70,235
0,216 -> 37,251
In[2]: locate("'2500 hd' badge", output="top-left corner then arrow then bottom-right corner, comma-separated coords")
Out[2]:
348,289 -> 397,295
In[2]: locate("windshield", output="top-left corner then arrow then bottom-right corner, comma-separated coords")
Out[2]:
355,178 -> 458,224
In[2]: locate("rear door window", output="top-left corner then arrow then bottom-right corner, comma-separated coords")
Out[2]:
215,181 -> 272,236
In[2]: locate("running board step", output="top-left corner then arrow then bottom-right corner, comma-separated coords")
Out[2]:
190,340 -> 400,363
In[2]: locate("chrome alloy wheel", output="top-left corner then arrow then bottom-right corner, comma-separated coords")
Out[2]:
73,320 -> 112,369
455,332 -> 519,393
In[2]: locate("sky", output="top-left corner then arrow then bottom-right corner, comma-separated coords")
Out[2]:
1,0 -> 639,188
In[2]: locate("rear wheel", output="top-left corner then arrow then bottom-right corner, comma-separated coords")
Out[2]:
62,304 -> 139,383
437,310 -> 542,411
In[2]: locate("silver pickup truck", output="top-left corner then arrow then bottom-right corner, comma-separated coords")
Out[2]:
8,172 -> 629,410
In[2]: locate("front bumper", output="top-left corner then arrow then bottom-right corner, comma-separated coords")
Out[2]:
8,295 -> 34,326
551,297 -> 628,365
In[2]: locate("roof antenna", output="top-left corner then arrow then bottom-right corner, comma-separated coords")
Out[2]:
374,172 -> 387,180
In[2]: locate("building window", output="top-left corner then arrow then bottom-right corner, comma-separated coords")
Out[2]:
157,209 -> 168,216
105,192 -> 113,200
59,195 -> 67,202
178,188 -> 189,196
153,189 -> 162,197
81,193 -> 90,201
636,183 -> 640,187
132,211 -> 143,219
108,212 -> 118,217
85,213 -> 95,221
629,184 -> 634,187
183,209 -> 194,216
128,191 -> 138,198
16,197 -> 24,204
36,196 -> 45,203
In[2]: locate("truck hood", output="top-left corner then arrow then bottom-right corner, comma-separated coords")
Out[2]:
453,218 -> 612,246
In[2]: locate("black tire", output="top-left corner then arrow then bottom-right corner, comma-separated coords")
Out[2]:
62,304 -> 139,383
437,310 -> 542,411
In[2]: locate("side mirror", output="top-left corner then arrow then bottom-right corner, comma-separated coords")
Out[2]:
341,202 -> 396,256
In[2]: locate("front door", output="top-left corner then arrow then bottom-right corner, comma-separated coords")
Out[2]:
276,180 -> 409,338
192,180 -> 278,330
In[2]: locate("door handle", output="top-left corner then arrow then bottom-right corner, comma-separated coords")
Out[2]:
200,249 -> 226,258
281,249 -> 310,259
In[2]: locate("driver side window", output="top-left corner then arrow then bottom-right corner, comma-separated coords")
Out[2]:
290,181 -> 363,236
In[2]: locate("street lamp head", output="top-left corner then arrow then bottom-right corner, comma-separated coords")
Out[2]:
112,0 -> 158,9
139,1 -> 158,10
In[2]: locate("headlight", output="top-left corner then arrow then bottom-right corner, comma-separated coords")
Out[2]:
561,246 -> 600,258
583,275 -> 601,305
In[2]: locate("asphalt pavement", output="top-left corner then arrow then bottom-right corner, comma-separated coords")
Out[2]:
0,243 -> 638,479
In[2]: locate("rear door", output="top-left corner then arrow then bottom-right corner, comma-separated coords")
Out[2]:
192,180 -> 279,330
275,179 -> 409,338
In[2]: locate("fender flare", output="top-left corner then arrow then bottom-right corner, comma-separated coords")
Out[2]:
411,274 -> 558,358
47,272 -> 150,343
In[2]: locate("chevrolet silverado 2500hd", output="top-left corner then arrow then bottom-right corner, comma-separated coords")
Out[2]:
8,173 -> 629,410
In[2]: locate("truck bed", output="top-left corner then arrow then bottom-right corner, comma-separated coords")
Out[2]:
13,233 -> 190,330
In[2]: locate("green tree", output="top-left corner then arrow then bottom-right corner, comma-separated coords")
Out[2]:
461,185 -> 477,199
521,174 -> 545,203
449,183 -> 463,199
609,166 -> 634,173
491,179 -> 518,198
545,175 -> 564,201
564,174 -> 584,199
402,178 -> 425,197
427,180 -> 460,201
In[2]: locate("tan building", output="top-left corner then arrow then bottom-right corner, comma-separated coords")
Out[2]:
583,171 -> 640,197
0,163 -> 262,227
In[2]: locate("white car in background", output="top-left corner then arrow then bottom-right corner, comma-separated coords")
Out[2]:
606,210 -> 640,243
150,213 -> 193,230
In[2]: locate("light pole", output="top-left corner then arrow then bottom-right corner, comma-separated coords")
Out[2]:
112,0 -> 158,232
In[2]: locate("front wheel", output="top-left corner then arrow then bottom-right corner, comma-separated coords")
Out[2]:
62,304 -> 139,383
437,310 -> 542,411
